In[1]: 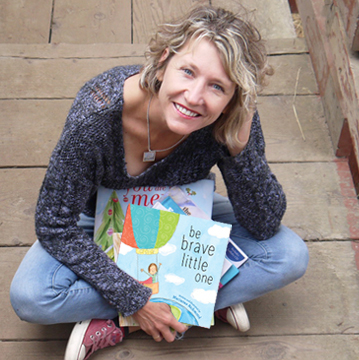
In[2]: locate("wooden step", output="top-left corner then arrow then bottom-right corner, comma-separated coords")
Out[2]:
0,94 -> 332,168
0,41 -> 310,100
2,159 -> 358,252
2,335 -> 359,360
2,242 -> 359,359
0,0 -> 296,44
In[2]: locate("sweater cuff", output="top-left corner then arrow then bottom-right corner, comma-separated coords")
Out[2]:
118,282 -> 153,317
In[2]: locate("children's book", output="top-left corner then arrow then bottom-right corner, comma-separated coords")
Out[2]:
116,204 -> 232,329
94,179 -> 247,326
155,186 -> 248,284
94,180 -> 215,261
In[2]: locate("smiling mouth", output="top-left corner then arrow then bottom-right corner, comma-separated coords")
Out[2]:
174,103 -> 200,118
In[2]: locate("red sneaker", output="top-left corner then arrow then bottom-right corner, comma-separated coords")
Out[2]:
64,319 -> 124,360
215,303 -> 250,332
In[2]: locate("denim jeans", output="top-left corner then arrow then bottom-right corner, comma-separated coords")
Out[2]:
10,193 -> 309,324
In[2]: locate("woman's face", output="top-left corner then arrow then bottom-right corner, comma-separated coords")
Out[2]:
156,38 -> 236,135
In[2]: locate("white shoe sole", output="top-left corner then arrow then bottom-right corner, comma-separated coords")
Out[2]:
64,320 -> 91,360
227,303 -> 250,332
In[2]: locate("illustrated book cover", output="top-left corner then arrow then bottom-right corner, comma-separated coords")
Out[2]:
94,179 -> 215,261
116,204 -> 232,329
152,186 -> 248,285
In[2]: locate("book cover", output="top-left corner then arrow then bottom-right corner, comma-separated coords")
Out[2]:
116,204 -> 232,329
94,179 -> 214,261
155,186 -> 248,283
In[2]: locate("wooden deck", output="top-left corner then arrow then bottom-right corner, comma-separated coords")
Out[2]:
1,1 -> 359,359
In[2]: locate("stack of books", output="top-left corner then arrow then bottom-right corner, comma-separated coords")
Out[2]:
94,180 -> 247,328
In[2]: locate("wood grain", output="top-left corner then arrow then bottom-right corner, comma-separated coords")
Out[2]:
0,169 -> 46,246
51,0 -> 132,43
132,0 -> 208,44
0,0 -> 53,43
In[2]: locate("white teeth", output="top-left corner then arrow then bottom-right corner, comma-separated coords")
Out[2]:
175,103 -> 199,117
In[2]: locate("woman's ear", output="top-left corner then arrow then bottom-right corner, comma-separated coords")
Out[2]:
160,48 -> 170,63
157,48 -> 170,82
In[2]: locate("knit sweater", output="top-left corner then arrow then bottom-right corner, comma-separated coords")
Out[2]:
35,65 -> 286,317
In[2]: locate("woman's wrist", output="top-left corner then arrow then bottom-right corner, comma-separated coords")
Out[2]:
227,110 -> 254,156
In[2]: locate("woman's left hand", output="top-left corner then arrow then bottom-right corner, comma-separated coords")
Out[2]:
132,300 -> 187,342
227,110 -> 254,156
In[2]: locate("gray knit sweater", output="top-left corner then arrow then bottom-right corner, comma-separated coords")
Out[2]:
35,65 -> 286,317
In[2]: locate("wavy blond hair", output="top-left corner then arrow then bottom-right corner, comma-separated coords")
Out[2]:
139,5 -> 273,148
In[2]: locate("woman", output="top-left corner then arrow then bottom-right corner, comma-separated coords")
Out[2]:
10,5 -> 309,360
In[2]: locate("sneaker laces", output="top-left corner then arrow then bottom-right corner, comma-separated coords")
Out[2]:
84,320 -> 123,359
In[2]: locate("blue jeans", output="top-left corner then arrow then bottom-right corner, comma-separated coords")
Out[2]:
10,193 -> 309,324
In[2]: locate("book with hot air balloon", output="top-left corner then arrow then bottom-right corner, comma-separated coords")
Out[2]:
93,179 -> 215,261
117,204 -> 232,329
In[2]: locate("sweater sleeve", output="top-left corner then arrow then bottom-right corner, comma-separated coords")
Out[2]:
35,82 -> 152,317
217,111 -> 286,240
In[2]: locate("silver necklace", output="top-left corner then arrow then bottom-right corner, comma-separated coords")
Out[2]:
143,95 -> 186,162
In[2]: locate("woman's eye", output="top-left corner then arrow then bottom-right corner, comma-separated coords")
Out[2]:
212,83 -> 224,92
183,68 -> 193,76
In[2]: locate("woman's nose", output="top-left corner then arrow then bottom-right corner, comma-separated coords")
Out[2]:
184,81 -> 205,106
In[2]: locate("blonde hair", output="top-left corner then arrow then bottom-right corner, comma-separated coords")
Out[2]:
140,5 -> 273,148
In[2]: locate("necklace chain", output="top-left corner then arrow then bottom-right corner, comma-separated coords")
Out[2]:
143,95 -> 186,162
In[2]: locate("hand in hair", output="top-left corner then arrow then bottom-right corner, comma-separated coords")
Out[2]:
227,109 -> 254,156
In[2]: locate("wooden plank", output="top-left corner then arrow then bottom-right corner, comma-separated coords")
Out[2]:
0,57 -> 143,99
1,153 -> 352,249
296,0 -> 359,194
0,54 -> 315,99
3,241 -> 359,339
325,2 -> 359,148
0,40 -> 305,59
132,0 -> 207,44
2,335 -> 359,360
0,169 -> 46,246
266,38 -> 308,54
273,161 -> 359,241
0,100 -> 70,167
50,0 -> 131,43
213,0 -> 296,39
259,95 -> 334,162
94,334 -> 359,360
213,161 -> 359,241
0,43 -> 147,59
325,2 -> 359,194
333,0 -> 359,47
245,241 -> 359,336
0,0 -> 53,43
1,341 -> 67,360
0,96 -> 333,167
211,161 -> 359,243
264,54 -> 318,96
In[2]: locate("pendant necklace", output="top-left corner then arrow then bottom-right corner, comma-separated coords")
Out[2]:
143,95 -> 186,162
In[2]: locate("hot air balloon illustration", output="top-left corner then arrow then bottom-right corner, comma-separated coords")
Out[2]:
120,204 -> 180,294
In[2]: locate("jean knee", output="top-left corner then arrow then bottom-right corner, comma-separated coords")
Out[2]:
10,274 -> 33,322
281,234 -> 309,284
10,272 -> 54,324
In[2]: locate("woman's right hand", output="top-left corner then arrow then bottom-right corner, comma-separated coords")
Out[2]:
132,300 -> 188,342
